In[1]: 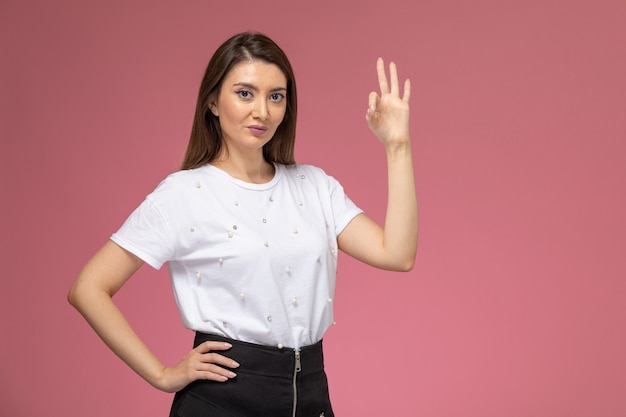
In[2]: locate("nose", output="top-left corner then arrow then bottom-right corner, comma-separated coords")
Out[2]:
252,99 -> 269,121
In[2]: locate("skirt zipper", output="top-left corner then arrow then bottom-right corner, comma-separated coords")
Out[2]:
292,349 -> 302,417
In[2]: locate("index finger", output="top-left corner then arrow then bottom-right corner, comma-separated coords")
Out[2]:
195,341 -> 233,353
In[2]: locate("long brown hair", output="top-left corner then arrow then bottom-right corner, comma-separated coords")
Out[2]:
181,32 -> 297,170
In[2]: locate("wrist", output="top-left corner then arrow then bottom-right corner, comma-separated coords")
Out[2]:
150,366 -> 179,393
385,140 -> 412,158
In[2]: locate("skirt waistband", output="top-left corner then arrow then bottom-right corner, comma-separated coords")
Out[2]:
194,332 -> 325,378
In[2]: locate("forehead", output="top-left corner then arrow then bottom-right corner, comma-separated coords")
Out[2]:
224,60 -> 287,87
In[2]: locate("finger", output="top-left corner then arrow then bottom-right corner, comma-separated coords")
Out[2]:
196,353 -> 239,382
366,91 -> 379,120
368,91 -> 379,110
196,364 -> 238,382
389,62 -> 399,96
403,79 -> 411,103
200,362 -> 238,379
376,57 -> 389,94
201,352 -> 240,369
195,340 -> 233,354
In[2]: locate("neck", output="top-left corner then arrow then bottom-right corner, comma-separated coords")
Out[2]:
212,152 -> 275,184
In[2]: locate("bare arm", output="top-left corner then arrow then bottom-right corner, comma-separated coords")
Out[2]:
338,58 -> 418,271
67,240 -> 239,392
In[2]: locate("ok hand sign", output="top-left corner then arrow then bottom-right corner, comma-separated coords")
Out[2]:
365,58 -> 411,147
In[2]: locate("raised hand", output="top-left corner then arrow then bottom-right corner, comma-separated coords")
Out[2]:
365,58 -> 411,146
338,57 -> 417,273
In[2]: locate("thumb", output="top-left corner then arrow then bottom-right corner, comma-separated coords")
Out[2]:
366,92 -> 379,121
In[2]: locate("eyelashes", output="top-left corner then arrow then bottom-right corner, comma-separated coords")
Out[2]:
235,90 -> 252,99
235,89 -> 286,103
270,93 -> 285,102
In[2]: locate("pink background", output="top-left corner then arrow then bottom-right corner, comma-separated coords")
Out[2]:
2,0 -> 625,415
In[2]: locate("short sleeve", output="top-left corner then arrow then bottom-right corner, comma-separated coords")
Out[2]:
326,174 -> 363,236
110,197 -> 176,270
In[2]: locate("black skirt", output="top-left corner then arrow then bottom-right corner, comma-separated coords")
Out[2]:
169,332 -> 335,417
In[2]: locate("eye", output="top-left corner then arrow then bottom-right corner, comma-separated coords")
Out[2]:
270,93 -> 285,103
236,90 -> 252,99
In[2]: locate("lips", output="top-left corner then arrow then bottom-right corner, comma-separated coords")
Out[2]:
248,125 -> 268,136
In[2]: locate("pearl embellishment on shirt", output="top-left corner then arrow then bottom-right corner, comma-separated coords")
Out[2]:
115,164 -> 361,351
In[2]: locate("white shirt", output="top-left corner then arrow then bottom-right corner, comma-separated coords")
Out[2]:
111,163 -> 362,349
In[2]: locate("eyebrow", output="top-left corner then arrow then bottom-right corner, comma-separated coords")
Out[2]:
232,82 -> 287,92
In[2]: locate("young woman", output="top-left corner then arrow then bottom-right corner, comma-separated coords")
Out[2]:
68,32 -> 417,417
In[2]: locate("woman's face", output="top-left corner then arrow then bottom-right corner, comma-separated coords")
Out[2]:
210,60 -> 288,157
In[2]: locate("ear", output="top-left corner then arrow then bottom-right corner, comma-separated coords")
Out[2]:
208,100 -> 219,117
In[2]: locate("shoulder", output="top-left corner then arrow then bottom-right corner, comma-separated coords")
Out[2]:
146,166 -> 214,204
157,166 -> 211,187
277,163 -> 332,182
275,164 -> 349,199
